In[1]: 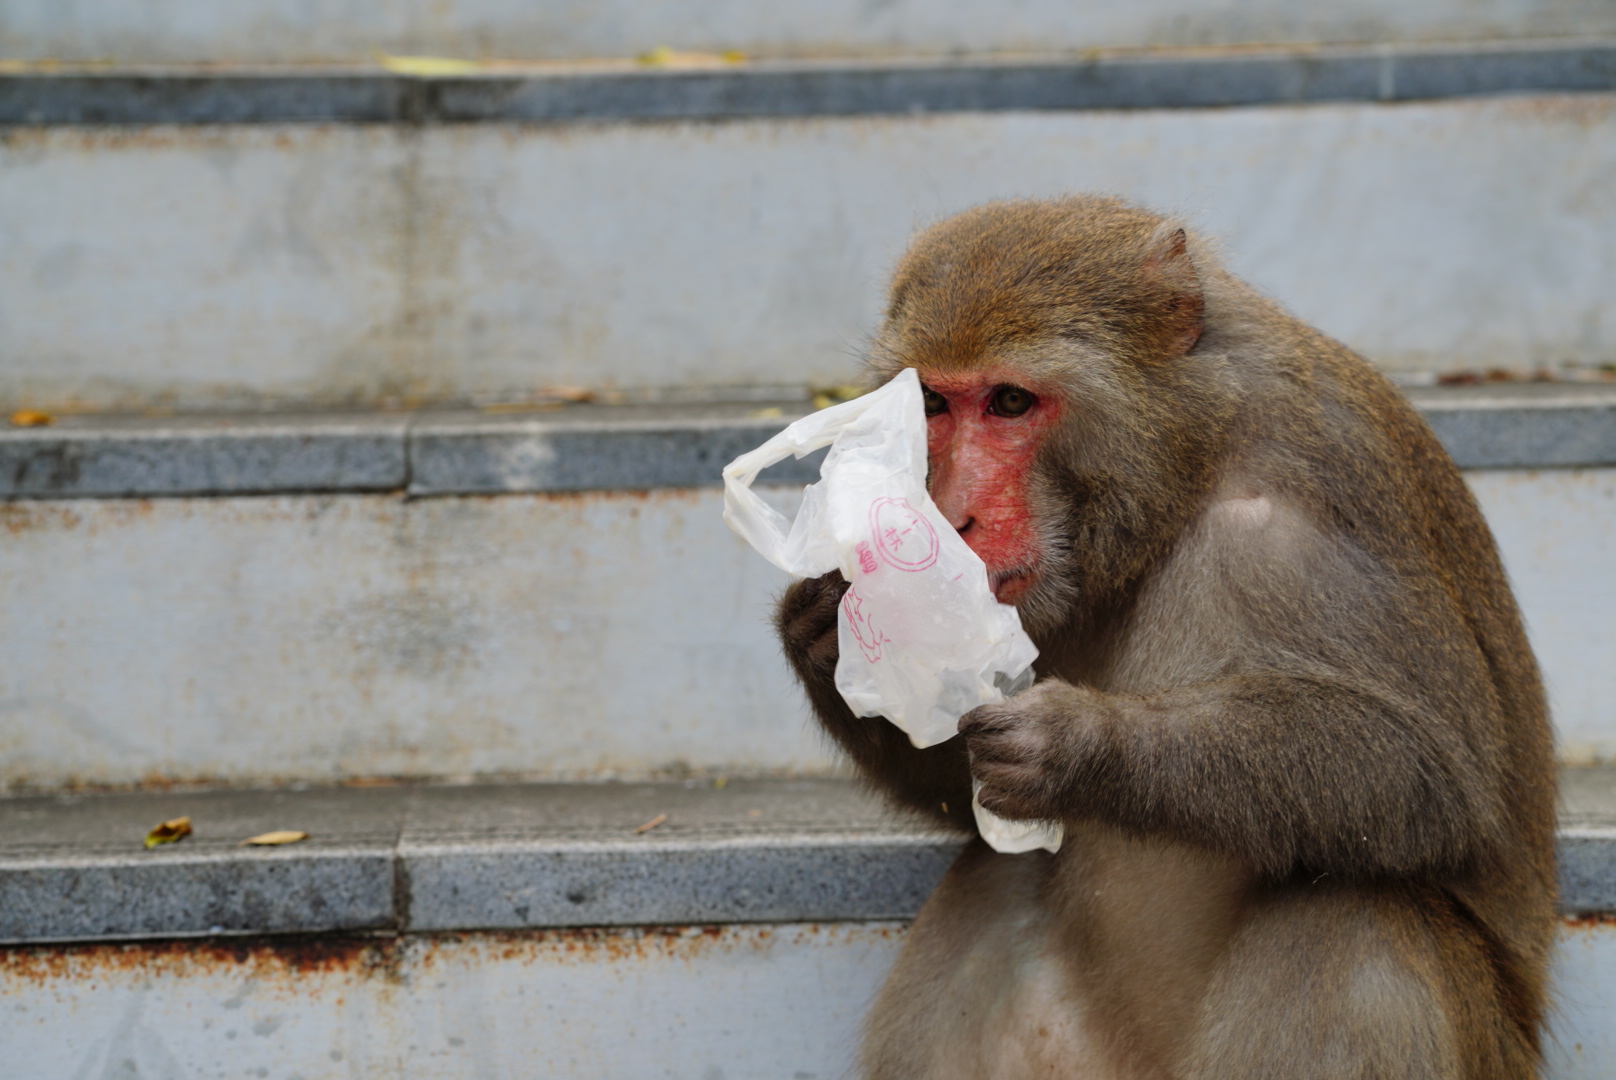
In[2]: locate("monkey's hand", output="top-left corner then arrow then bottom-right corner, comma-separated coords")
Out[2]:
775,570 -> 849,688
961,678 -> 1101,823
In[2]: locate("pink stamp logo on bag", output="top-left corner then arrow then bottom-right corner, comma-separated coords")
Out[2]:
870,497 -> 939,572
841,585 -> 889,663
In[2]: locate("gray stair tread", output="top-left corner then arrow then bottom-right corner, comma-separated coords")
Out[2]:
0,778 -> 957,943
3,39 -> 1613,125
0,771 -> 1612,943
2,382 -> 1613,499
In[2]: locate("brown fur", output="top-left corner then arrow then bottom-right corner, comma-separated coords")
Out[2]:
776,196 -> 1555,1077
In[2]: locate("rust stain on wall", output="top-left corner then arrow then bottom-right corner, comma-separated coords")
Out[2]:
0,933 -> 400,986
0,924 -> 910,985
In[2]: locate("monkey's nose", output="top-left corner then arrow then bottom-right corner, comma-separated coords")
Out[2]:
954,516 -> 976,536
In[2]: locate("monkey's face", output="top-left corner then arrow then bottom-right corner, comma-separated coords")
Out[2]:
918,366 -> 1065,611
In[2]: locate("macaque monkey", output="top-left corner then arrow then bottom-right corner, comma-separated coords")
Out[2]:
777,197 -> 1555,1078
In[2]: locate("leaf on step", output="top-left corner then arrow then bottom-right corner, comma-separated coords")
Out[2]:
635,46 -> 745,69
812,384 -> 867,410
145,816 -> 193,849
540,385 -> 595,403
634,813 -> 668,834
240,830 -> 310,847
374,51 -> 483,77
10,409 -> 53,427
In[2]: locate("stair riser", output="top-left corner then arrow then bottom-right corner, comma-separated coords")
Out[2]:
2,0 -> 1610,63
4,95 -> 1614,411
0,470 -> 1610,789
2,920 -> 1611,1079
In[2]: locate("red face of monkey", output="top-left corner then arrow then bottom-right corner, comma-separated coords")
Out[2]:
919,368 -> 1062,605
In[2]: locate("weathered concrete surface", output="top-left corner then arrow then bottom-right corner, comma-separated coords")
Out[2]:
4,384 -> 1611,498
0,920 -> 1611,1079
5,42 -> 1614,125
3,773 -> 1613,944
3,0 -> 1611,64
4,95 -> 1615,410
1409,383 -> 1616,471
0,925 -> 900,1080
0,488 -> 824,787
0,410 -> 411,497
0,779 -> 961,943
0,469 -> 1610,787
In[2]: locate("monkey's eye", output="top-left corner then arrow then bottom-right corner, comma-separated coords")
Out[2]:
922,386 -> 949,417
989,385 -> 1036,418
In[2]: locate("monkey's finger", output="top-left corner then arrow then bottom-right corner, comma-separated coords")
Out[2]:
958,704 -> 1016,735
971,777 -> 1046,823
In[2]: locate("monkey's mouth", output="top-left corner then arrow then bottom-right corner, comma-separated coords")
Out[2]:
989,568 -> 1037,604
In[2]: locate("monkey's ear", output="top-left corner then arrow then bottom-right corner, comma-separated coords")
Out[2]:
1142,226 -> 1204,357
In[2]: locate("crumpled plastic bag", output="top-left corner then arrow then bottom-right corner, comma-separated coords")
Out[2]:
724,368 -> 1063,854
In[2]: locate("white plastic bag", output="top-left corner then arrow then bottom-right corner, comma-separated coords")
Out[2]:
723,368 -> 1063,854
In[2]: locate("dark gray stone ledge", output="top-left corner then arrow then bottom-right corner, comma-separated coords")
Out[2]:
0,771 -> 1612,944
0,383 -> 1611,499
0,779 -> 956,944
0,39 -> 1611,126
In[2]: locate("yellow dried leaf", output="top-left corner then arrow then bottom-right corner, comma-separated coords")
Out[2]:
240,830 -> 310,847
813,385 -> 868,410
714,776 -> 728,790
145,816 -> 193,849
482,401 -> 564,414
374,51 -> 483,77
750,406 -> 784,419
542,385 -> 595,403
635,46 -> 740,69
10,409 -> 53,427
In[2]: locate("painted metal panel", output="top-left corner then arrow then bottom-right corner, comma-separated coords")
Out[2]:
0,472 -> 1610,787
0,920 -> 1611,1079
2,0 -> 1612,64
0,925 -> 900,1079
1466,470 -> 1616,761
3,96 -> 1615,410
0,488 -> 826,787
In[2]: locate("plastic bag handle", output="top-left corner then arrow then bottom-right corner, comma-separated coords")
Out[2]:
721,370 -> 916,574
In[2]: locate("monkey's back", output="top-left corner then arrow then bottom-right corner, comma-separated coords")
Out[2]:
1261,322 -> 1558,1026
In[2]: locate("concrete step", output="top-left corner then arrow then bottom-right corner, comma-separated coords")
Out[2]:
2,384 -> 1611,500
3,0 -> 1610,65
0,385 -> 1612,789
6,41 -> 1613,124
1,53 -> 1613,409
1,773 -> 1613,1078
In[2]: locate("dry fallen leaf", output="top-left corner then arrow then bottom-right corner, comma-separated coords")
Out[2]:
482,401 -> 564,414
750,406 -> 784,419
540,385 -> 595,403
812,384 -> 867,410
145,816 -> 193,849
374,51 -> 483,77
240,830 -> 310,847
635,46 -> 745,68
10,409 -> 53,427
635,813 -> 668,834
714,776 -> 728,790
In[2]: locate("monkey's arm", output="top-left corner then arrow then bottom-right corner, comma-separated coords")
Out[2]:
962,672 -> 1506,879
777,571 -> 977,831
